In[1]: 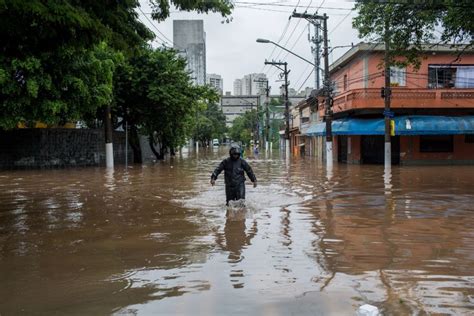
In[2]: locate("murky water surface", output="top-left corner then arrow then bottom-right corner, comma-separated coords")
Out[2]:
1,148 -> 473,315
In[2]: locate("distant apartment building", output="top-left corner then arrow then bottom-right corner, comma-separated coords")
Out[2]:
220,95 -> 261,127
233,73 -> 268,95
233,79 -> 243,95
206,73 -> 223,94
173,20 -> 206,86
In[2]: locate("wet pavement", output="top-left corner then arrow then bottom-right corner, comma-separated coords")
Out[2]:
1,147 -> 473,315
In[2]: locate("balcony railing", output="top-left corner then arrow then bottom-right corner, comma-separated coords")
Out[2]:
318,88 -> 474,115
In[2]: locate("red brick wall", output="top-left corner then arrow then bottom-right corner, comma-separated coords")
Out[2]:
400,135 -> 474,163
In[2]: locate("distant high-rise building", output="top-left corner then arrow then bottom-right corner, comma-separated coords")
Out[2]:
206,73 -> 223,94
233,73 -> 267,96
173,20 -> 206,86
233,79 -> 243,95
243,73 -> 267,95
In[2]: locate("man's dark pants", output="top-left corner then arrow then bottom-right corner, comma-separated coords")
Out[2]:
225,182 -> 246,206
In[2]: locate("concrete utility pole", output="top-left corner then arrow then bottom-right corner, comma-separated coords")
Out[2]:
383,18 -> 392,169
254,79 -> 270,150
265,60 -> 290,157
292,12 -> 332,167
311,21 -> 321,89
105,104 -> 114,168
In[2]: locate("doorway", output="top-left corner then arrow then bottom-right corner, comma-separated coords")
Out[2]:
361,135 -> 400,164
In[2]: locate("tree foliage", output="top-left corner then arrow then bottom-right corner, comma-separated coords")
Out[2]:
0,0 -> 153,129
0,42 -> 121,128
229,110 -> 259,146
114,47 -> 219,160
353,0 -> 474,68
148,0 -> 233,21
194,102 -> 227,145
0,0 -> 233,130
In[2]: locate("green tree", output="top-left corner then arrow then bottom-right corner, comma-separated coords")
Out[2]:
114,47 -> 219,161
268,98 -> 284,148
0,42 -> 121,128
194,102 -> 227,146
0,0 -> 233,129
148,0 -> 233,21
0,0 -> 154,129
353,1 -> 474,68
229,110 -> 259,146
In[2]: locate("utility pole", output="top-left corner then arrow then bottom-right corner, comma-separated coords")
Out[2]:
383,18 -> 392,169
292,11 -> 332,167
254,79 -> 270,150
310,21 -> 321,89
105,104 -> 114,168
265,82 -> 270,151
265,60 -> 290,157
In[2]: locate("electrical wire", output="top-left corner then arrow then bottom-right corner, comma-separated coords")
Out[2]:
137,7 -> 173,47
262,0 -> 302,73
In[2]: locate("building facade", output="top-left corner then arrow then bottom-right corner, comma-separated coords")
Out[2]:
233,79 -> 243,96
233,73 -> 268,96
206,73 -> 223,94
220,95 -> 261,127
302,43 -> 474,165
173,20 -> 206,86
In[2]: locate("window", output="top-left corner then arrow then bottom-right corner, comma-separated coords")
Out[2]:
428,65 -> 474,89
390,66 -> 406,86
420,135 -> 453,152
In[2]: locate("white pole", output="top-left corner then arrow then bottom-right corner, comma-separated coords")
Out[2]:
196,140 -> 199,153
125,120 -> 128,168
326,141 -> 333,168
384,142 -> 391,170
285,139 -> 290,158
106,143 -> 114,168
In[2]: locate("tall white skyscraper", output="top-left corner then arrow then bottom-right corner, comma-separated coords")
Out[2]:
234,73 -> 268,95
173,20 -> 206,86
206,74 -> 223,94
233,79 -> 243,95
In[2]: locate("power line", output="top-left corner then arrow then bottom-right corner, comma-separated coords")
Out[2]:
261,18 -> 293,73
264,2 -> 304,76
267,0 -> 314,79
234,1 -> 354,11
328,9 -> 355,36
296,68 -> 315,92
138,7 -> 174,47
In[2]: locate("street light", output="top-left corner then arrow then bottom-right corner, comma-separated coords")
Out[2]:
256,38 -> 316,67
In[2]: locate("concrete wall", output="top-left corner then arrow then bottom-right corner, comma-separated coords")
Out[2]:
333,134 -> 474,165
400,135 -> 474,165
0,129 -> 132,169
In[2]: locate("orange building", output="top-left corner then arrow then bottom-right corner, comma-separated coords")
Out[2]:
304,43 -> 474,165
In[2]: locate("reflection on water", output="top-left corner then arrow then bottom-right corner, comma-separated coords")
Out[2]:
0,148 -> 473,315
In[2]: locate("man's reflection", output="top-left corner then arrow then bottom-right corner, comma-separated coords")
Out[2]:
224,209 -> 257,262
215,209 -> 258,288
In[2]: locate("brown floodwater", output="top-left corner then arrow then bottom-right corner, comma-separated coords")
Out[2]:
1,147 -> 473,315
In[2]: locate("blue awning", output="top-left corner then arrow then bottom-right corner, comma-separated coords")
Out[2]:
304,115 -> 474,136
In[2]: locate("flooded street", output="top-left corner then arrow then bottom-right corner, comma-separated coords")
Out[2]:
1,148 -> 473,315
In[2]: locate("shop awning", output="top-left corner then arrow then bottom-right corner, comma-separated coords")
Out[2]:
304,115 -> 474,136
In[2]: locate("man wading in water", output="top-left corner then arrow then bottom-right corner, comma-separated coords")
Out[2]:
210,145 -> 257,206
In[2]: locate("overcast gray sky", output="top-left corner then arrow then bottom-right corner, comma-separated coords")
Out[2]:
138,0 -> 359,94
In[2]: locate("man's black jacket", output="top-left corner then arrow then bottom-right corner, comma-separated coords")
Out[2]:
211,157 -> 256,187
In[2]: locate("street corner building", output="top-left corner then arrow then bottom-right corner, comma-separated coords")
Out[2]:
292,43 -> 474,165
